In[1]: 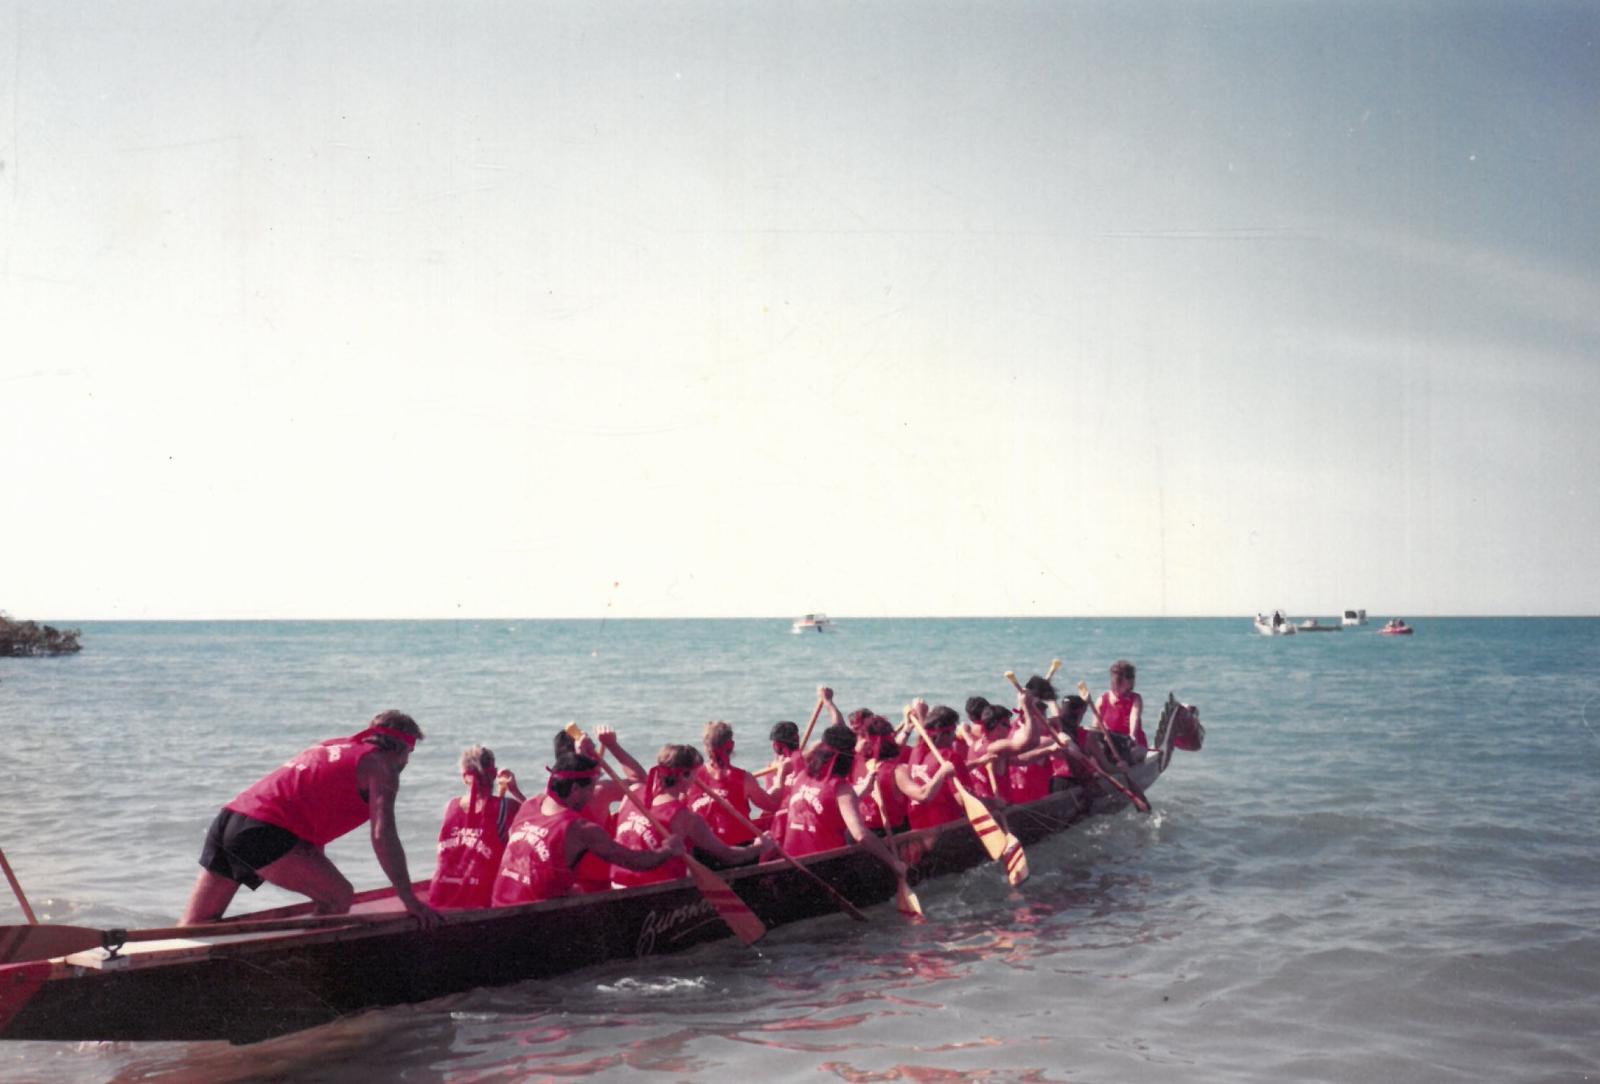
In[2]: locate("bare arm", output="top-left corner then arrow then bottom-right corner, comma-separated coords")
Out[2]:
836,787 -> 907,877
360,755 -> 441,927
597,726 -> 647,784
893,761 -> 952,804
743,770 -> 784,813
569,820 -> 683,873
676,808 -> 772,867
820,686 -> 844,730
496,769 -> 527,804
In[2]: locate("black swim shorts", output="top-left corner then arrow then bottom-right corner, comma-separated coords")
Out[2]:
197,808 -> 300,890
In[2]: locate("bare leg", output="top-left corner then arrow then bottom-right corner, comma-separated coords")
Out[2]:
181,868 -> 242,925
254,843 -> 354,914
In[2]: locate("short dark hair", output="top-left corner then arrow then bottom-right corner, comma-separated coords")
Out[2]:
769,720 -> 799,750
964,696 -> 991,722
549,751 -> 598,800
1024,676 -> 1058,702
805,723 -> 856,778
862,715 -> 900,759
981,704 -> 1012,733
926,705 -> 960,732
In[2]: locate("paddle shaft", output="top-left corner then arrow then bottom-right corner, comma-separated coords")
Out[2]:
0,846 -> 38,925
796,696 -> 828,753
871,773 -> 924,918
905,713 -> 1021,871
693,782 -> 868,922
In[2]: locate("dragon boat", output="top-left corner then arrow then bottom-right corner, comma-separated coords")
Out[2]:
0,698 -> 1201,1046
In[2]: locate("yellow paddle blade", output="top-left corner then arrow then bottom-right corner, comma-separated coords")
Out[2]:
895,879 -> 924,919
958,790 -> 1009,863
685,856 -> 766,946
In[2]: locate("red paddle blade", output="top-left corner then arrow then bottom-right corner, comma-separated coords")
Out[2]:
685,858 -> 766,946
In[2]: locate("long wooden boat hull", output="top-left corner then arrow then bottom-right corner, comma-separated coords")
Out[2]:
0,759 -> 1163,1045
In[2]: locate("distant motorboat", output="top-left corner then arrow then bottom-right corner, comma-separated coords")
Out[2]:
1254,610 -> 1295,636
1341,609 -> 1368,627
1298,618 -> 1340,632
1380,619 -> 1414,636
791,613 -> 834,634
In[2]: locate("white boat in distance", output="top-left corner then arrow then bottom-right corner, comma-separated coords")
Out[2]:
791,613 -> 834,633
1341,608 -> 1368,627
1254,610 -> 1296,636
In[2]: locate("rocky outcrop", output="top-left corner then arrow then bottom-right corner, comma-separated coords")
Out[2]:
0,612 -> 82,656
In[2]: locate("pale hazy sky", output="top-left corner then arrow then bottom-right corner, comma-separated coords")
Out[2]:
3,2 -> 1597,619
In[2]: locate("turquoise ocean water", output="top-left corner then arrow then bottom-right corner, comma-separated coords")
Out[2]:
2,617 -> 1597,1083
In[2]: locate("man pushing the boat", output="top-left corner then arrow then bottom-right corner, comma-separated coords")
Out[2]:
179,710 -> 442,928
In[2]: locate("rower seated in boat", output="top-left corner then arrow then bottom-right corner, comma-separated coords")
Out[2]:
995,694 -> 1099,790
555,724 -> 648,892
963,703 -> 1017,803
611,745 -> 776,885
779,724 -> 908,882
994,692 -> 1150,809
691,721 -> 786,845
1096,660 -> 1148,765
765,719 -> 805,785
850,715 -> 909,834
961,696 -> 992,747
427,745 -> 523,910
492,751 -> 683,905
180,710 -> 441,928
895,704 -> 974,829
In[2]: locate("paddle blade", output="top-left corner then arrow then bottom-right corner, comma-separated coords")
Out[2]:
684,857 -> 766,946
1002,838 -> 1030,886
0,924 -> 102,965
895,879 -> 924,920
957,790 -> 1009,863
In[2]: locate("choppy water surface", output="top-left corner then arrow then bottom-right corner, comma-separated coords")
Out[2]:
3,618 -> 1597,1083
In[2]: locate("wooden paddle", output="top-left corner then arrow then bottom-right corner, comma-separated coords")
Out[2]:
907,710 -> 1028,885
0,909 -> 413,966
869,771 -> 924,918
756,695 -> 826,779
565,723 -> 766,946
1008,672 -> 1149,813
689,781 -> 869,923
0,844 -> 38,926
